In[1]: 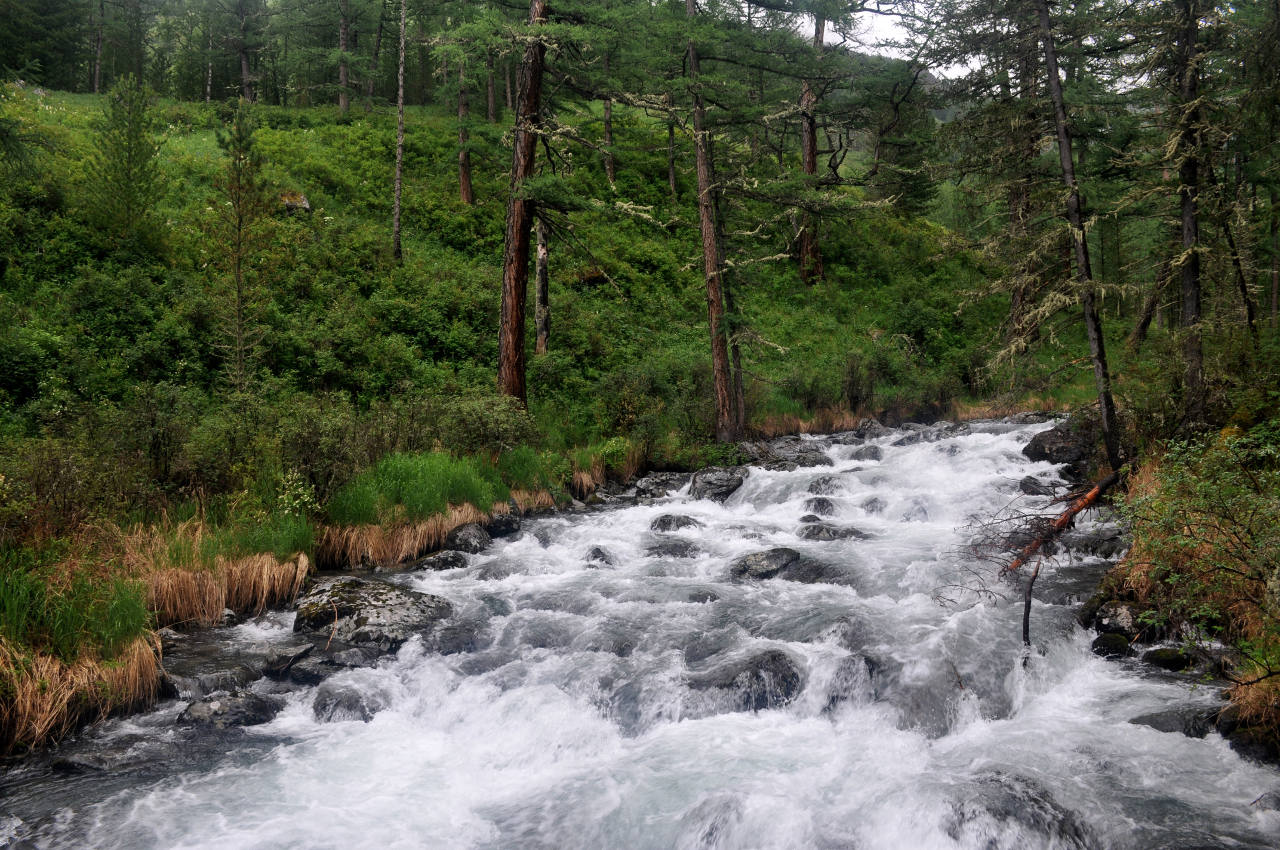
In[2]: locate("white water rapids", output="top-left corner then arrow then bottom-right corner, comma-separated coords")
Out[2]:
4,419 -> 1279,849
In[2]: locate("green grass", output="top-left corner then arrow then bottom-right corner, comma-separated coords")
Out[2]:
328,451 -> 510,526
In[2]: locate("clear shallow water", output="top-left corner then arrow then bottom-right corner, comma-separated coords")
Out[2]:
4,421 -> 1279,850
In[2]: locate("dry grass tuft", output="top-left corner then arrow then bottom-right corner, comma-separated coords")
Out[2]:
0,635 -> 161,755
753,408 -> 865,438
512,489 -> 555,512
315,503 -> 491,570
952,395 -> 1071,422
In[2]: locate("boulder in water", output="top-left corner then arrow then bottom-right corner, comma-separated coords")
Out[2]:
177,691 -> 283,729
861,496 -> 886,514
646,538 -> 701,559
730,548 -> 801,580
406,550 -> 469,572
947,773 -> 1095,850
313,682 -> 388,723
444,523 -> 491,554
690,650 -> 803,712
650,514 -> 703,533
261,643 -> 314,680
689,466 -> 747,502
293,576 -> 453,651
585,546 -> 615,566
1019,475 -> 1055,497
796,523 -> 868,541
1093,601 -> 1141,640
803,496 -> 837,516
1091,633 -> 1132,658
1142,647 -> 1194,672
1129,707 -> 1213,738
849,445 -> 883,462
634,471 -> 691,498
807,476 -> 842,495
485,513 -> 522,538
852,418 -> 891,439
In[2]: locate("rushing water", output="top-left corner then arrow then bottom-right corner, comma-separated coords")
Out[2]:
4,420 -> 1279,850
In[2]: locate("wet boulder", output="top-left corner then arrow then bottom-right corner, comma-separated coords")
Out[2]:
634,471 -> 691,498
766,436 -> 833,468
1142,647 -> 1194,672
443,523 -> 491,554
852,418 -> 891,439
802,496 -> 837,516
650,514 -> 703,533
293,576 -> 453,651
1022,425 -> 1094,479
313,682 -> 388,723
861,497 -> 887,514
1019,476 -> 1056,497
485,513 -> 522,538
584,546 -> 615,566
730,548 -> 802,580
165,665 -> 262,700
1093,601 -> 1142,640
796,523 -> 869,542
1059,527 -> 1129,560
947,773 -> 1094,850
260,643 -> 314,680
849,445 -> 883,462
178,691 -> 283,729
689,650 -> 803,712
1129,707 -> 1213,738
689,466 -> 748,502
406,550 -> 469,572
646,538 -> 702,559
1091,633 -> 1132,658
807,476 -> 842,495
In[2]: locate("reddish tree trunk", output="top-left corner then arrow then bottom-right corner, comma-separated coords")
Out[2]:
497,0 -> 548,403
687,0 -> 735,442
535,217 -> 550,354
392,0 -> 406,261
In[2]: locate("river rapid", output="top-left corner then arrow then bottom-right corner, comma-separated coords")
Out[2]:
3,419 -> 1279,849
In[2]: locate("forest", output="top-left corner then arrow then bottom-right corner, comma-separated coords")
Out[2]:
0,0 -> 1278,764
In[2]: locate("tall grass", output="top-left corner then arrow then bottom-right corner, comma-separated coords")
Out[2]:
328,452 -> 510,526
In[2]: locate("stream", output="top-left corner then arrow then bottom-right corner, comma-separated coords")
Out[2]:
3,418 -> 1279,849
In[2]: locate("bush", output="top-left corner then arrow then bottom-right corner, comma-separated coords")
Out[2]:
438,395 -> 538,456
327,451 -> 509,525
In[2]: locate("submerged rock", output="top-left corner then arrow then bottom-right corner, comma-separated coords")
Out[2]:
177,692 -> 283,729
485,513 -> 522,538
689,466 -> 748,502
443,523 -> 491,554
807,476 -> 842,495
293,576 -> 453,651
796,523 -> 869,542
1129,707 -> 1213,738
802,496 -> 837,516
584,546 -> 615,566
1142,647 -> 1194,672
407,550 -> 469,572
650,514 -> 703,533
849,445 -> 883,462
689,649 -> 803,711
1091,633 -> 1132,658
730,548 -> 802,580
646,538 -> 701,559
860,496 -> 887,514
947,773 -> 1094,850
1019,475 -> 1055,497
313,682 -> 388,723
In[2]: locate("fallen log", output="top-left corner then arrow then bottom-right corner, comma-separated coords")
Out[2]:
1008,467 -> 1126,647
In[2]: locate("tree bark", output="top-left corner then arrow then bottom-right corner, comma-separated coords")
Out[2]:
1272,189 -> 1278,328
534,216 -> 550,354
392,0 -> 406,262
93,0 -> 105,93
505,60 -> 514,110
666,91 -> 677,200
497,0 -> 548,403
1176,0 -> 1205,426
797,16 -> 824,284
486,51 -> 498,122
204,17 -> 213,102
687,0 -> 736,442
1034,0 -> 1121,470
458,64 -> 474,205
1129,259 -> 1171,353
338,1 -> 350,113
365,0 -> 387,106
602,54 -> 616,185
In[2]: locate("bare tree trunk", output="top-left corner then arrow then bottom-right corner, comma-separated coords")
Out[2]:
1129,259 -> 1171,353
486,51 -> 497,122
1034,0 -> 1121,469
1272,189 -> 1278,328
535,216 -> 550,354
797,16 -> 824,284
1175,0 -> 1205,426
601,54 -> 616,185
338,1 -> 351,113
497,0 -> 548,403
458,64 -> 474,205
687,0 -> 735,442
93,0 -> 105,93
240,46 -> 254,101
392,0 -> 406,261
364,0 -> 387,106
204,19 -> 213,102
505,61 -> 514,110
666,92 -> 677,200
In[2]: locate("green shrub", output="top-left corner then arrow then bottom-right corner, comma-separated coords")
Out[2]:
438,395 -> 538,456
327,451 -> 509,525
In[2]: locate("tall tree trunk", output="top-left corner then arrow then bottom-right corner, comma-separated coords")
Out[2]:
1129,259 -> 1171,353
686,0 -> 736,442
486,51 -> 497,122
365,0 -> 387,106
497,0 -> 548,403
797,16 -> 824,284
1175,0 -> 1205,426
392,0 -> 406,261
505,61 -> 514,110
240,46 -> 254,101
1272,189 -> 1278,328
92,0 -> 105,93
338,1 -> 351,113
535,216 -> 550,354
458,64 -> 474,205
666,92 -> 677,200
204,18 -> 213,102
602,54 -> 616,185
1034,0 -> 1121,469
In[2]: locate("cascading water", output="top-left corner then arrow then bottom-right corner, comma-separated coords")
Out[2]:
4,419 -> 1279,849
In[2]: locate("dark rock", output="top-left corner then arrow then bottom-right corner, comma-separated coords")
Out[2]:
1252,791 -> 1280,812
689,466 -> 748,502
1059,528 -> 1129,560
443,523 -> 491,554
798,514 -> 822,523
1005,411 -> 1056,424
1142,647 -> 1194,672
281,190 -> 311,214
1019,476 -> 1056,497
765,436 -> 833,468
646,538 -> 702,559
829,432 -> 864,446
634,472 -> 691,498
852,419 -> 891,439
219,608 -> 239,626
891,431 -> 929,447
329,646 -> 384,668
947,773 -> 1094,850
1129,707 -> 1213,738
650,514 -> 703,533
1022,425 -> 1091,467
807,476 -> 842,495
797,523 -> 869,541
261,644 -> 314,680
1091,633 -> 1132,658
165,666 -> 261,700
407,550 -> 469,572
313,682 -> 387,723
730,548 -> 802,580
849,445 -> 883,462
689,650 -> 803,711
293,576 -> 453,651
485,513 -> 522,538
1214,703 -> 1280,764
803,497 -> 837,516
861,497 -> 887,514
688,590 -> 719,604
585,546 -> 615,566
1094,601 -> 1141,640
177,691 -> 283,729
